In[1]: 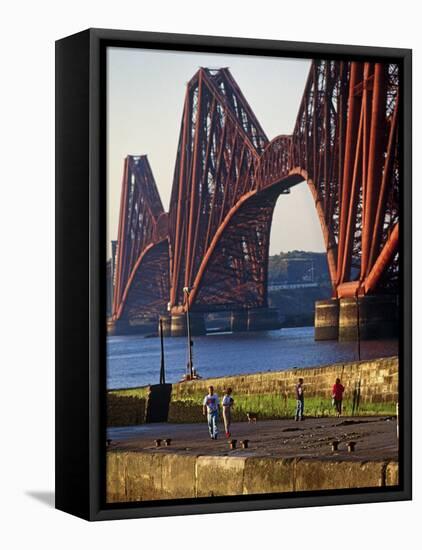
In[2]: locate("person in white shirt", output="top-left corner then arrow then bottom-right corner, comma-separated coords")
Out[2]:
222,387 -> 234,438
202,385 -> 219,439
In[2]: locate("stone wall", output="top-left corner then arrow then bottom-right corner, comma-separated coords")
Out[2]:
167,356 -> 398,422
107,394 -> 146,427
170,356 -> 398,403
106,450 -> 399,503
108,356 -> 398,425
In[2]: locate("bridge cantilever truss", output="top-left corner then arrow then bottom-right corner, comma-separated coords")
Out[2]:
112,155 -> 169,324
289,61 -> 399,298
111,61 -> 399,327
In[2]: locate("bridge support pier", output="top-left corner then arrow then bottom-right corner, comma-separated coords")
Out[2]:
170,313 -> 206,337
314,299 -> 339,341
315,295 -> 399,341
230,311 -> 248,332
158,315 -> 172,336
338,295 -> 399,342
230,308 -> 281,332
107,317 -> 158,336
247,307 -> 281,331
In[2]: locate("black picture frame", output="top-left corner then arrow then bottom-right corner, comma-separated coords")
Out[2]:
55,28 -> 412,521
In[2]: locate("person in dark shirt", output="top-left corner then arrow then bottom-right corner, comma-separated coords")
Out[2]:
332,378 -> 345,417
294,378 -> 305,421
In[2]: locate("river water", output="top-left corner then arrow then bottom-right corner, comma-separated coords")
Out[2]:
106,326 -> 398,390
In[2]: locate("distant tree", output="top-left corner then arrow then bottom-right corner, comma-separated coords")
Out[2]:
268,250 -> 330,284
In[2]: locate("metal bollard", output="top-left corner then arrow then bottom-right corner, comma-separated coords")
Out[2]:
331,441 -> 339,452
154,439 -> 162,447
164,438 -> 172,446
229,439 -> 237,450
241,439 -> 249,449
347,441 -> 356,452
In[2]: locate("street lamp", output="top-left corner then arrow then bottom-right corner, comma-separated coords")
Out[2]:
352,290 -> 362,417
355,291 -> 361,362
183,286 -> 194,379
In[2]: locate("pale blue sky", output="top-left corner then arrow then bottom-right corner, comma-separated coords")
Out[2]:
107,47 -> 325,256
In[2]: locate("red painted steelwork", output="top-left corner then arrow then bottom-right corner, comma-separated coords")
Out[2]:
112,155 -> 169,321
111,62 -> 400,326
289,60 -> 399,298
168,68 -> 267,312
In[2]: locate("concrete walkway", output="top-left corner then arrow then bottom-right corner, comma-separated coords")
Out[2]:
107,416 -> 398,462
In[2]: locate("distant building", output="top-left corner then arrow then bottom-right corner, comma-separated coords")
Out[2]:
285,258 -> 314,283
268,252 -> 329,285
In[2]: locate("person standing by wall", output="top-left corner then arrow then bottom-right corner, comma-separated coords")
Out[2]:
295,378 -> 305,421
203,385 -> 220,439
222,387 -> 234,438
332,378 -> 345,417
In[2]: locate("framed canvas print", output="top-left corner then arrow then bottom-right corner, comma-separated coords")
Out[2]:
55,28 -> 412,521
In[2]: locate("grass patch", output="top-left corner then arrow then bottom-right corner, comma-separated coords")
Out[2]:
110,387 -> 149,399
168,393 -> 396,423
109,386 -> 396,425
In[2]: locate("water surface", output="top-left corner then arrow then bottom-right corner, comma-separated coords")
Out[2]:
107,327 -> 398,390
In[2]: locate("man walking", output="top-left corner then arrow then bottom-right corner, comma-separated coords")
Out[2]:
295,377 -> 305,421
203,385 -> 219,439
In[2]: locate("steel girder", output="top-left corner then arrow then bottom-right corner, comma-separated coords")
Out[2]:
191,188 -> 279,311
112,155 -> 169,321
116,239 -> 170,322
168,68 -> 269,312
289,60 -> 399,297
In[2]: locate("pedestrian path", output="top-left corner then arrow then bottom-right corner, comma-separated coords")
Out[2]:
107,416 -> 398,461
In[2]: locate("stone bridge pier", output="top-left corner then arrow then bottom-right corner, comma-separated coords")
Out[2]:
315,295 -> 399,342
108,316 -> 158,336
160,313 -> 207,337
231,307 -> 281,333
158,307 -> 281,337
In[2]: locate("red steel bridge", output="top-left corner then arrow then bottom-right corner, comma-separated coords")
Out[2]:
109,60 -> 399,340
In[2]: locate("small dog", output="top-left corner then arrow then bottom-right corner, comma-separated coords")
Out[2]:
246,412 -> 258,423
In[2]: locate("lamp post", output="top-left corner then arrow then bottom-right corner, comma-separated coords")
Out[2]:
355,291 -> 361,362
159,318 -> 165,385
352,290 -> 362,417
183,287 -> 194,379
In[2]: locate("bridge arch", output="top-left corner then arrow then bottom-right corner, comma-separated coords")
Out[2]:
256,133 -> 338,287
188,174 -> 303,312
114,238 -> 169,325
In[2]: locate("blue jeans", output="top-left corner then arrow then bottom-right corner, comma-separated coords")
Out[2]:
207,410 -> 218,438
295,399 -> 304,420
